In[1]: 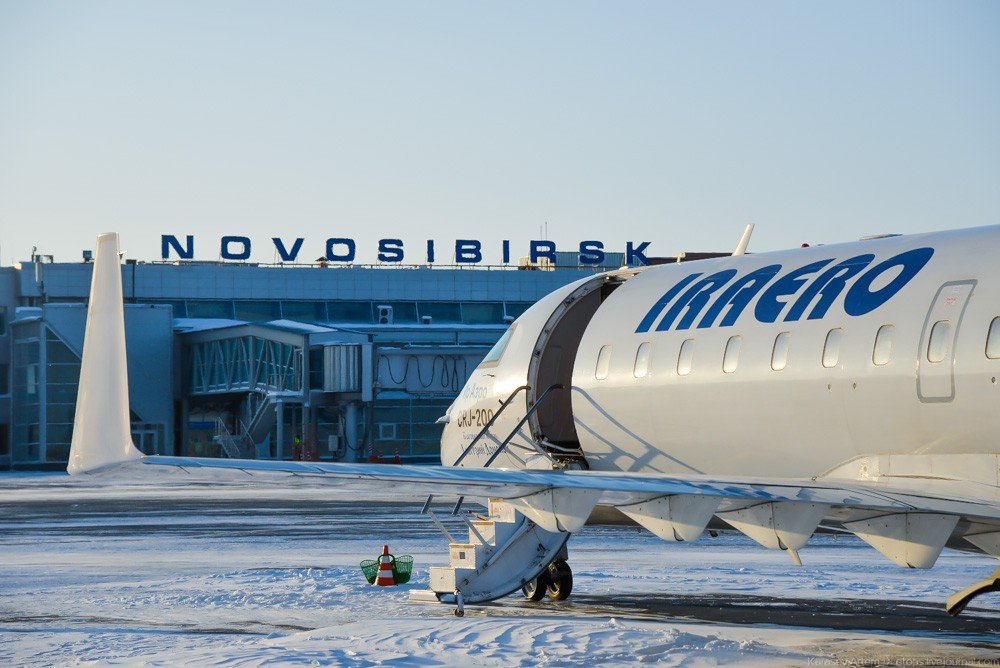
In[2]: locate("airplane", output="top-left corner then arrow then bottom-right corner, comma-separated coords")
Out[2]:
68,228 -> 1000,617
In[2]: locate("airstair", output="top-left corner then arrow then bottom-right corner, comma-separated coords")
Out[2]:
409,498 -> 569,614
410,384 -> 582,614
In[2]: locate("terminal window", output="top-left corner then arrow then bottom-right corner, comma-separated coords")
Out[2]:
418,302 -> 462,323
328,301 -> 373,323
462,302 -> 503,324
282,301 -> 328,321
235,301 -> 281,322
0,305 -> 6,334
385,302 -> 418,323
0,363 -> 7,395
187,301 -> 235,319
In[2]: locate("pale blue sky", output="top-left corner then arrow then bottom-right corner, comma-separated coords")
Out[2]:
1,1 -> 998,264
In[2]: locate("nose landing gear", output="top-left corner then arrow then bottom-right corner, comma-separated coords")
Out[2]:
521,559 -> 573,602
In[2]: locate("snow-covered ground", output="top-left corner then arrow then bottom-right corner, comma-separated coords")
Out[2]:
0,472 -> 997,666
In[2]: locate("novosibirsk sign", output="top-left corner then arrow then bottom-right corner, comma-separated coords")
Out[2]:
160,235 -> 652,266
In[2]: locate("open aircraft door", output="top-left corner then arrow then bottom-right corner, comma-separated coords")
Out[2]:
525,271 -> 633,457
917,280 -> 975,402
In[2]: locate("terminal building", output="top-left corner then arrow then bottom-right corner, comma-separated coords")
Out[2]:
0,251 -> 649,469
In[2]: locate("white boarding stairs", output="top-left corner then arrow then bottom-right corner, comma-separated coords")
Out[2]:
410,498 -> 570,610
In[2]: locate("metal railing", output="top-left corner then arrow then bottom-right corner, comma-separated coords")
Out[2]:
213,417 -> 255,459
450,383 -> 565,469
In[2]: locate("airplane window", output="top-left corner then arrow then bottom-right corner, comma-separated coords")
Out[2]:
987,317 -> 1000,359
596,345 -> 612,380
633,342 -> 651,378
480,325 -> 515,366
723,336 -> 742,373
771,332 -> 790,371
822,328 -> 843,368
677,339 -> 694,376
927,320 -> 951,363
872,324 -> 895,366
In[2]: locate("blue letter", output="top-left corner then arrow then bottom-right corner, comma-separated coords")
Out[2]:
530,240 -> 556,264
161,235 -> 194,260
698,264 -> 782,328
579,241 -> 605,266
378,238 -> 404,263
658,270 -> 738,331
786,254 -> 874,321
627,241 -> 651,266
635,273 -> 702,333
426,240 -> 435,263
754,259 -> 834,323
272,237 -> 304,262
844,247 -> 934,316
221,236 -> 251,260
502,240 -> 511,264
326,238 -> 356,262
455,240 -> 482,263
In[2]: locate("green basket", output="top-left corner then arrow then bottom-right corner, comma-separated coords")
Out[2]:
360,559 -> 380,584
360,554 -> 414,585
392,555 -> 413,584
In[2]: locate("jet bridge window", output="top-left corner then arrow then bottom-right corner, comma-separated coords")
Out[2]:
723,336 -> 742,373
822,328 -> 843,369
927,320 -> 951,363
872,324 -> 895,366
595,345 -> 613,380
986,317 -> 1000,359
677,339 -> 694,376
771,332 -> 790,371
633,342 -> 651,378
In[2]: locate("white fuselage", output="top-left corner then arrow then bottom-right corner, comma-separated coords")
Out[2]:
441,226 -> 1000,480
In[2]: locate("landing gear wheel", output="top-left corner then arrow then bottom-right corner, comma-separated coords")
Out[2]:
546,559 -> 573,601
521,570 -> 550,602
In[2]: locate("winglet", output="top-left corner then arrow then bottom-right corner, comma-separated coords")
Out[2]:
732,224 -> 755,256
67,233 -> 143,474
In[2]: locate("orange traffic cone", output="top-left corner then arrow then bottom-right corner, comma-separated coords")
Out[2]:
375,545 -> 395,586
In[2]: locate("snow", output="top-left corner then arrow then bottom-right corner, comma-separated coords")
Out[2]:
172,318 -> 248,333
0,472 -> 997,666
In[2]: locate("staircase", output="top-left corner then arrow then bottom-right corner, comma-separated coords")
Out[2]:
409,499 -> 569,608
245,392 -> 278,446
212,418 -> 256,459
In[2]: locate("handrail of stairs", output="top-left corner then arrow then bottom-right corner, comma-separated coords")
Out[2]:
481,383 -> 565,469
450,384 -> 531,467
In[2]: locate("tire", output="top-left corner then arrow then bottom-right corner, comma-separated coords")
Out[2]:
546,559 -> 573,601
521,570 -> 550,601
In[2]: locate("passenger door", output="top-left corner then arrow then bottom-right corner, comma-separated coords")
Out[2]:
917,281 -> 975,402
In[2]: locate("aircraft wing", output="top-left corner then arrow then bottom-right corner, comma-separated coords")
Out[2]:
127,454 -> 1000,571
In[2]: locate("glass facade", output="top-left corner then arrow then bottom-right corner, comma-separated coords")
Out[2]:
282,301 -> 327,321
462,302 -> 504,324
419,302 -> 461,323
234,301 -> 281,322
44,331 -> 80,463
187,300 -> 235,318
9,319 -> 166,465
12,321 -> 41,463
373,397 -> 451,460
328,301 -> 374,322
153,299 -> 525,325
189,336 -> 303,394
